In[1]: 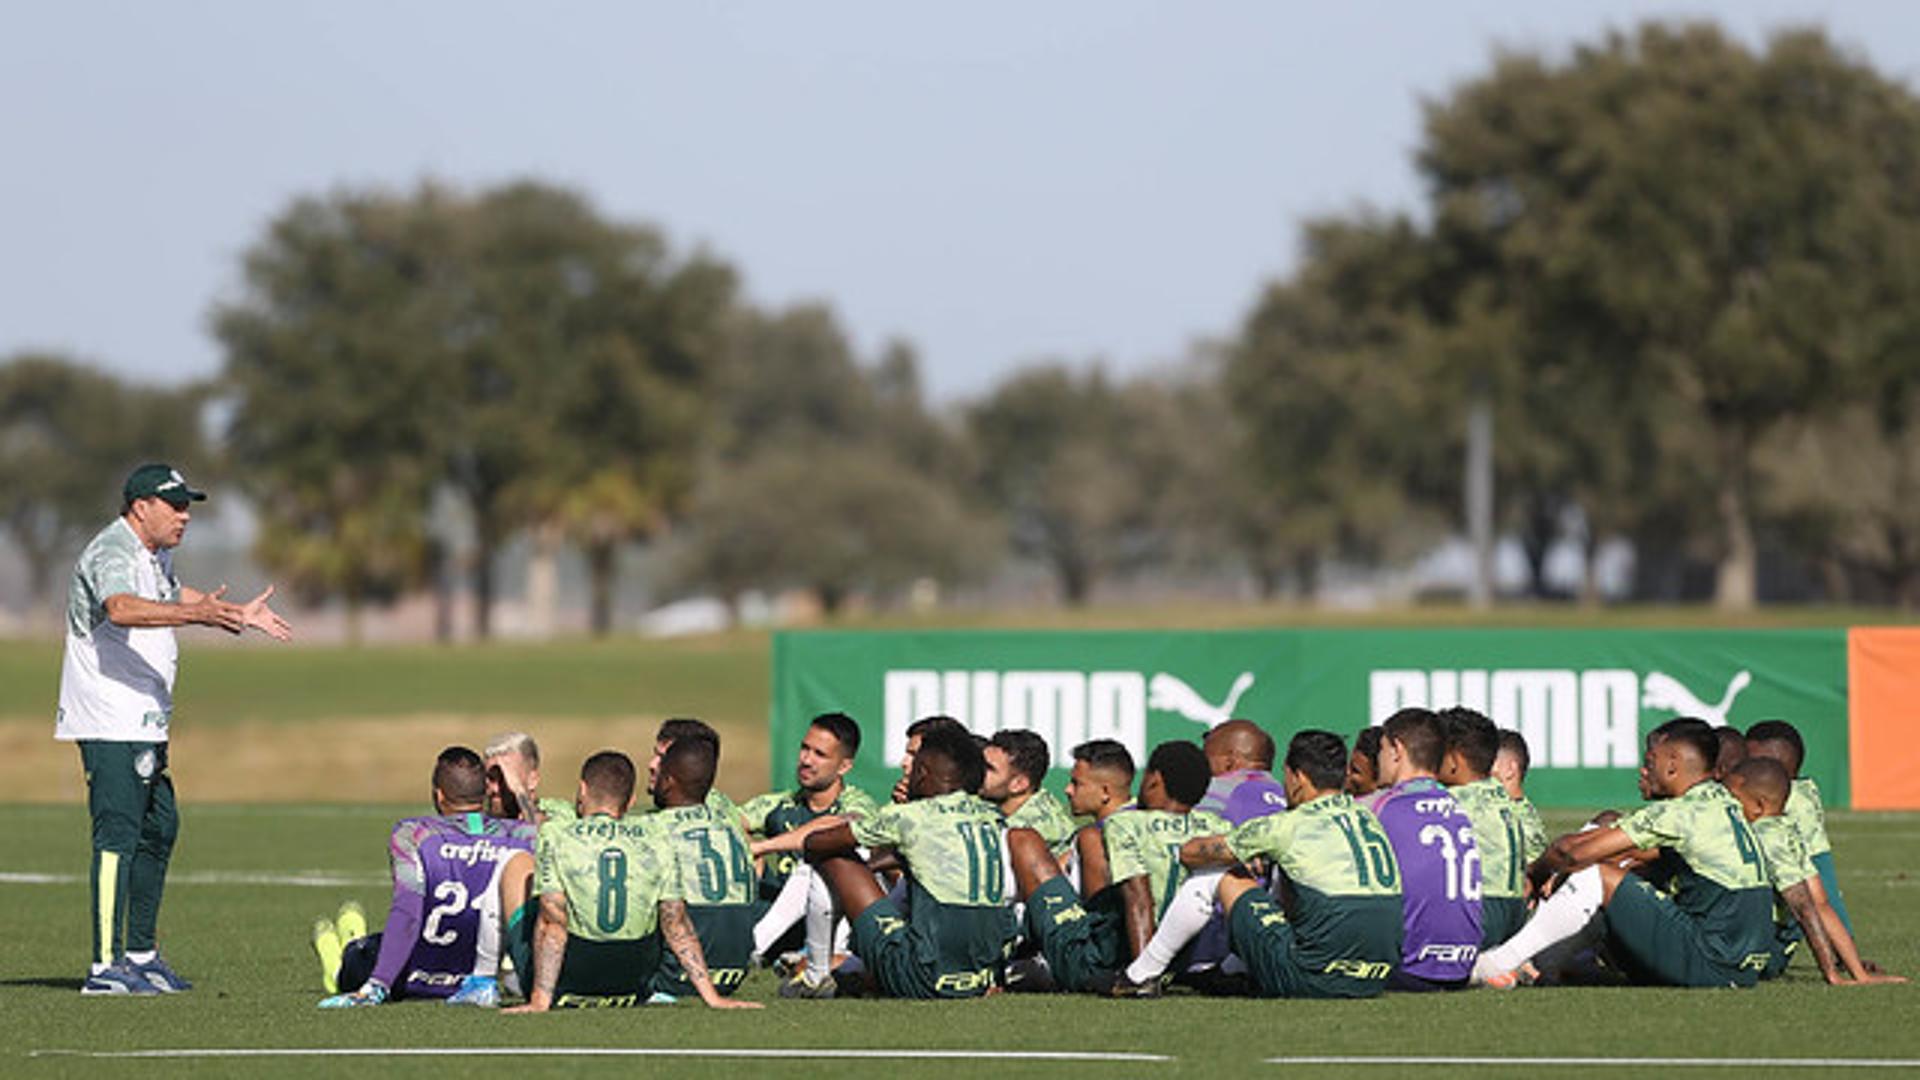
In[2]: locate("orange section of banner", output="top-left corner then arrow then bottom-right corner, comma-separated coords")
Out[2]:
1847,627 -> 1920,810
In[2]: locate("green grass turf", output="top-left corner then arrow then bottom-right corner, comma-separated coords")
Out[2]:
3,804 -> 1916,1080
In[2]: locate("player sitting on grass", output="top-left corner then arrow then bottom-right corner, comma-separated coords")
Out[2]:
484,731 -> 542,823
1064,738 -> 1138,895
651,717 -> 739,820
1114,730 -> 1405,999
501,750 -> 758,1012
1746,720 -> 1855,936
1372,707 -> 1483,991
1723,757 -> 1902,986
313,746 -> 535,1009
892,714 -> 970,803
1347,725 -> 1384,805
740,712 -> 877,978
995,739 -> 1140,994
646,736 -> 758,1000
985,730 -> 1076,861
1198,720 -> 1288,821
760,723 -> 1008,999
1492,730 -> 1548,864
1077,742 -> 1230,996
1439,707 -> 1531,949
1473,719 -> 1775,989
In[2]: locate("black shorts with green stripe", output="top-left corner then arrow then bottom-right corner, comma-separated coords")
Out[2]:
1022,876 -> 1125,993
650,903 -> 754,998
1602,878 -> 1763,988
850,897 -> 1004,999
1227,891 -> 1397,999
553,936 -> 665,1007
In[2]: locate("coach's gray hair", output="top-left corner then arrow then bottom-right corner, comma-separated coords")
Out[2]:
484,731 -> 540,768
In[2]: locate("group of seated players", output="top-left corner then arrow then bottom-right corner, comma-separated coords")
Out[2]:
306,705 -> 1903,1010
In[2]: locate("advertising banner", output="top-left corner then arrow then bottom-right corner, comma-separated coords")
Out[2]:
770,628 -> 1850,808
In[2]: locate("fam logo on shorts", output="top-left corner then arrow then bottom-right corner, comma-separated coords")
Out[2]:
133,748 -> 158,780
882,669 -> 1256,768
1369,668 -> 1755,770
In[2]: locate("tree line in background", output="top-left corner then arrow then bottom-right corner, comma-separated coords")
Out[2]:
7,21 -> 1920,636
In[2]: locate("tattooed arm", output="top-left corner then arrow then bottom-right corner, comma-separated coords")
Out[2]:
503,891 -> 570,1013
1179,834 -> 1236,869
660,900 -> 763,1010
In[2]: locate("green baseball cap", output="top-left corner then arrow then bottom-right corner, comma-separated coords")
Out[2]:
124,463 -> 207,507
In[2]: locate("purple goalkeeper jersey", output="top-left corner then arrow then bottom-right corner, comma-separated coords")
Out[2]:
368,812 -> 535,997
1198,769 -> 1288,824
1373,776 -> 1483,982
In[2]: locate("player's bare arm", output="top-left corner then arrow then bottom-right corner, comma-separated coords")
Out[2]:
799,821 -> 859,859
1527,826 -> 1638,892
750,815 -> 847,857
503,891 -> 570,1013
1802,875 -> 1907,985
1076,826 -> 1112,896
1119,875 -> 1155,961
659,899 -> 762,1010
1178,834 -> 1235,869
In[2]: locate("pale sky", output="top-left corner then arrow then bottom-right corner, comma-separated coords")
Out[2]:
3,1 -> 1913,403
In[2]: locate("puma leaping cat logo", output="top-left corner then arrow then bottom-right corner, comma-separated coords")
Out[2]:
1641,670 -> 1752,728
1148,672 -> 1256,729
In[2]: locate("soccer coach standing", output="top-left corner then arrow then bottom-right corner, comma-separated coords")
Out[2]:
56,463 -> 292,995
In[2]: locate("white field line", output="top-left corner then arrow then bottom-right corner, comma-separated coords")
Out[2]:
0,870 -> 383,887
32,1047 -> 1172,1063
1269,1057 -> 1920,1070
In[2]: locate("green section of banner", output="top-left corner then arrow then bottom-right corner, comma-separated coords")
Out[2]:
769,629 -> 1849,809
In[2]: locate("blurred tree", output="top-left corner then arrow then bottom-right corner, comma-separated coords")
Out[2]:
0,354 -> 211,619
1224,218 -> 1454,594
218,181 -> 736,639
213,188 -> 454,640
677,445 -> 993,617
1420,23 -> 1920,608
683,303 -> 985,614
969,365 -> 1186,604
476,185 -> 738,637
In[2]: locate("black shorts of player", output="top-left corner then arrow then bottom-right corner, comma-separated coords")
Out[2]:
551,935 -> 665,1007
1479,896 -> 1529,950
650,903 -> 755,998
1022,877 -> 1125,993
850,897 -> 1004,999
1227,891 -> 1395,1000
1603,877 -> 1758,988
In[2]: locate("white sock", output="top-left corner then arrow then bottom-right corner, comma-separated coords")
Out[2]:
802,867 -> 838,986
753,863 -> 813,957
125,950 -> 156,965
1476,865 -> 1604,975
1124,870 -> 1222,984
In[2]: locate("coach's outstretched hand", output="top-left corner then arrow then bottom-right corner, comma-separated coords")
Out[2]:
241,584 -> 293,641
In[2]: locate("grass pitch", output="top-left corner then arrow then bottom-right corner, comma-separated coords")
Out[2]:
2,804 -> 1916,1080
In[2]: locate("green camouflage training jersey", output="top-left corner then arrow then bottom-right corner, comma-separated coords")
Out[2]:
1784,778 -> 1833,859
1450,778 -> 1528,900
851,791 -> 1006,907
1513,793 -> 1548,864
1005,789 -> 1078,859
1616,780 -> 1776,968
738,783 -> 880,893
535,813 -> 683,942
1226,792 -> 1402,977
653,801 -> 756,907
1103,807 -> 1232,918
